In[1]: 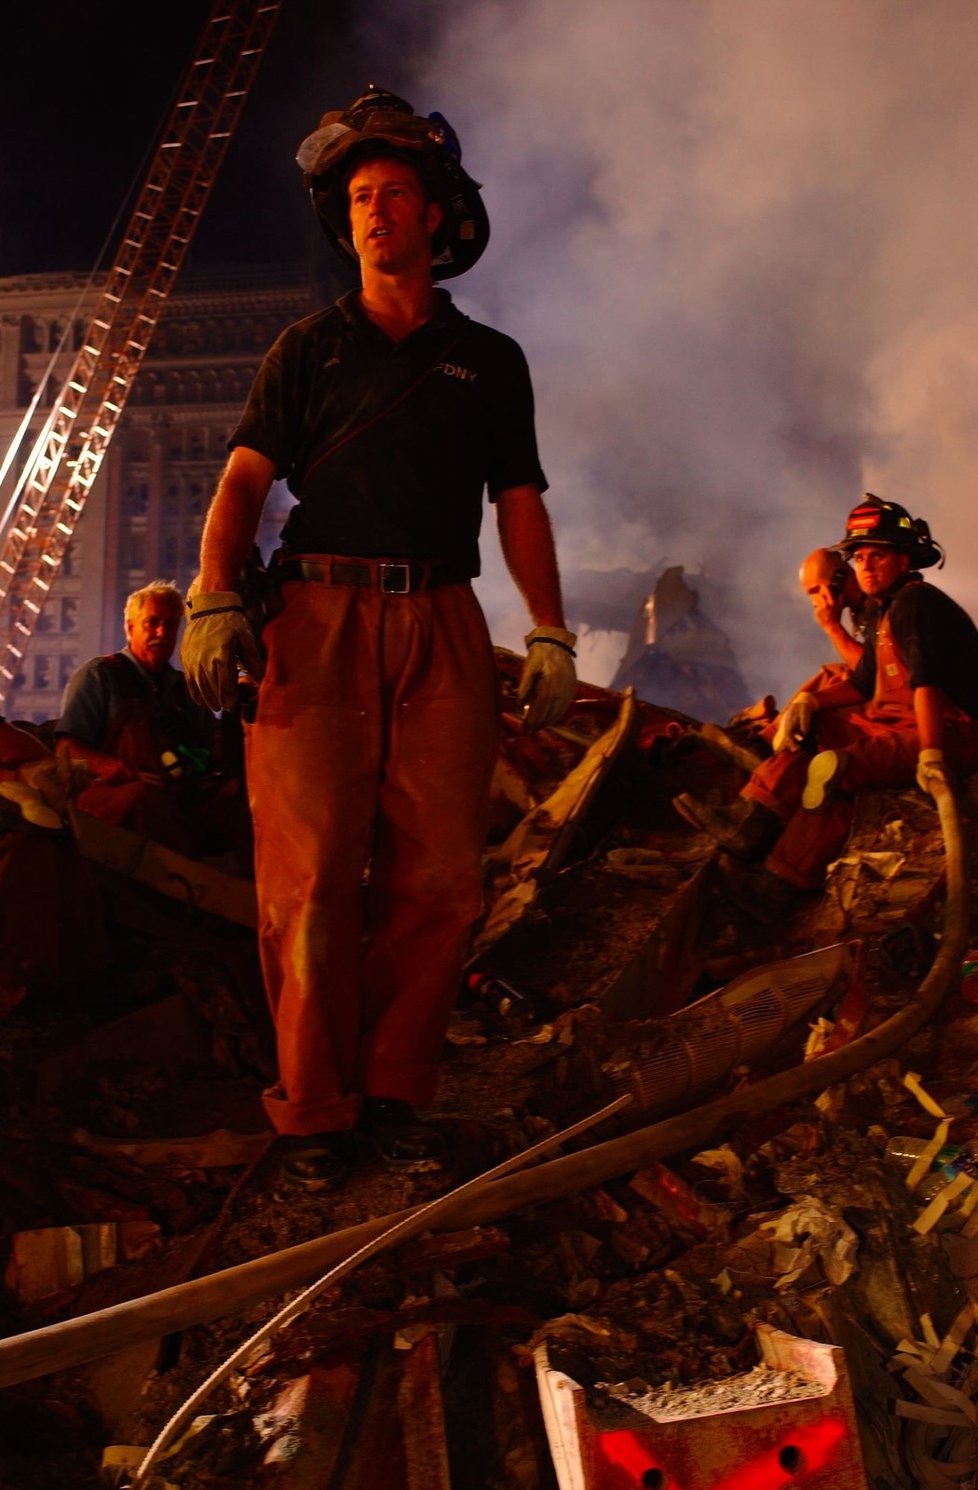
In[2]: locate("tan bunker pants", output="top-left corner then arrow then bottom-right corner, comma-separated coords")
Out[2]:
245,574 -> 499,1136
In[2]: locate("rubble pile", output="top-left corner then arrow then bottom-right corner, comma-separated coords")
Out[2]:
2,659 -> 978,1488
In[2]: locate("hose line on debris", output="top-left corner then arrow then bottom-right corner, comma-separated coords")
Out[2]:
130,1093 -> 632,1486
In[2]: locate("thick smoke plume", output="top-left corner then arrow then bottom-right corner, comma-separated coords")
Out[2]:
392,0 -> 978,704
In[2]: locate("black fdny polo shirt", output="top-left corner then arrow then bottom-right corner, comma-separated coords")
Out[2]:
230,289 -> 547,577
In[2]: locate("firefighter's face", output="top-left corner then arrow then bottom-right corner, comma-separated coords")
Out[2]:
348,156 -> 442,275
851,545 -> 910,596
126,597 -> 182,672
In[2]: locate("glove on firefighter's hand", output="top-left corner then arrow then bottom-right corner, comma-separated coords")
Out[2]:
916,747 -> 949,798
772,691 -> 817,753
180,591 -> 265,713
518,627 -> 578,733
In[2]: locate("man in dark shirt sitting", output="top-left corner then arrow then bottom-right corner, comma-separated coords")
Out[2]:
57,580 -> 227,854
674,495 -> 978,919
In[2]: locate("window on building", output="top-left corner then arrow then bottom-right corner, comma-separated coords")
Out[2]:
58,655 -> 77,690
124,483 -> 149,516
34,655 -> 53,691
60,598 -> 79,633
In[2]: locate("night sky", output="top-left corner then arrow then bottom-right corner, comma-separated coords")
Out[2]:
2,0 -> 442,278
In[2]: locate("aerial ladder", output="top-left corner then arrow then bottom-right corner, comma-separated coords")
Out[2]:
0,0 -> 282,705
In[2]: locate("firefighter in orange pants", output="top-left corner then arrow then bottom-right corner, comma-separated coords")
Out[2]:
180,89 -> 577,1185
248,579 -> 500,1137
674,495 -> 978,921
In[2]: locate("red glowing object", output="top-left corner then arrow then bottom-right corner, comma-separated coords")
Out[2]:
596,1414 -> 849,1489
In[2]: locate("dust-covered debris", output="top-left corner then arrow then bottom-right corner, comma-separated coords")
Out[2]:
3,661 -> 978,1489
600,1361 -> 829,1419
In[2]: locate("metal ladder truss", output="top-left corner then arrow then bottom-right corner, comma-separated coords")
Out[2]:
0,0 -> 281,700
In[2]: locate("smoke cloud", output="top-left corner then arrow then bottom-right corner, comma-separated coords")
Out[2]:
389,0 -> 978,704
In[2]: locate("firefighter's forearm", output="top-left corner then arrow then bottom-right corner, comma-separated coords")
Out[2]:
198,448 -> 276,593
821,620 -> 864,671
495,485 -> 567,629
57,736 -> 137,784
914,685 -> 946,753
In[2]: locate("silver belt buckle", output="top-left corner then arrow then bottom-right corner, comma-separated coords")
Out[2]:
379,562 -> 411,594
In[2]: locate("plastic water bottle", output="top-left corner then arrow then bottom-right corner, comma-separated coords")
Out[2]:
885,1135 -> 978,1202
885,1136 -> 962,1168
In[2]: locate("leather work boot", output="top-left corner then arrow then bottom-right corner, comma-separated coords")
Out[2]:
278,1130 -> 356,1189
719,859 -> 806,925
672,793 -> 782,859
801,749 -> 846,811
359,1097 -> 449,1171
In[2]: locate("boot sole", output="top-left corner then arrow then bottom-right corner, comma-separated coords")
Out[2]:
802,750 -> 841,811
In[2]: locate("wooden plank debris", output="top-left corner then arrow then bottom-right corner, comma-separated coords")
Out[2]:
69,807 -> 257,927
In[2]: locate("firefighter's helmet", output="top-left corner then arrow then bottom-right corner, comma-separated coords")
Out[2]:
296,85 -> 489,280
835,494 -> 943,569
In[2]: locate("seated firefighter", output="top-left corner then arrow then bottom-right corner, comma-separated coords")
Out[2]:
755,546 -> 868,754
720,545 -> 866,752
674,495 -> 978,921
56,581 -> 248,861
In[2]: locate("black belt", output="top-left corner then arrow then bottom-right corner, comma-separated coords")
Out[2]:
276,556 -> 468,595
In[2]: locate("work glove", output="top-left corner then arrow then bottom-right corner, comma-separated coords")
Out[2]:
518,627 -> 578,733
180,590 -> 265,713
772,691 -> 817,753
916,747 -> 950,798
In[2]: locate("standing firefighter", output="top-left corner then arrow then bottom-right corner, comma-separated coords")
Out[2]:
181,88 -> 576,1184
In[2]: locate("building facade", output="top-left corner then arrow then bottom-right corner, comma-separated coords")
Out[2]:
0,265 -> 321,722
